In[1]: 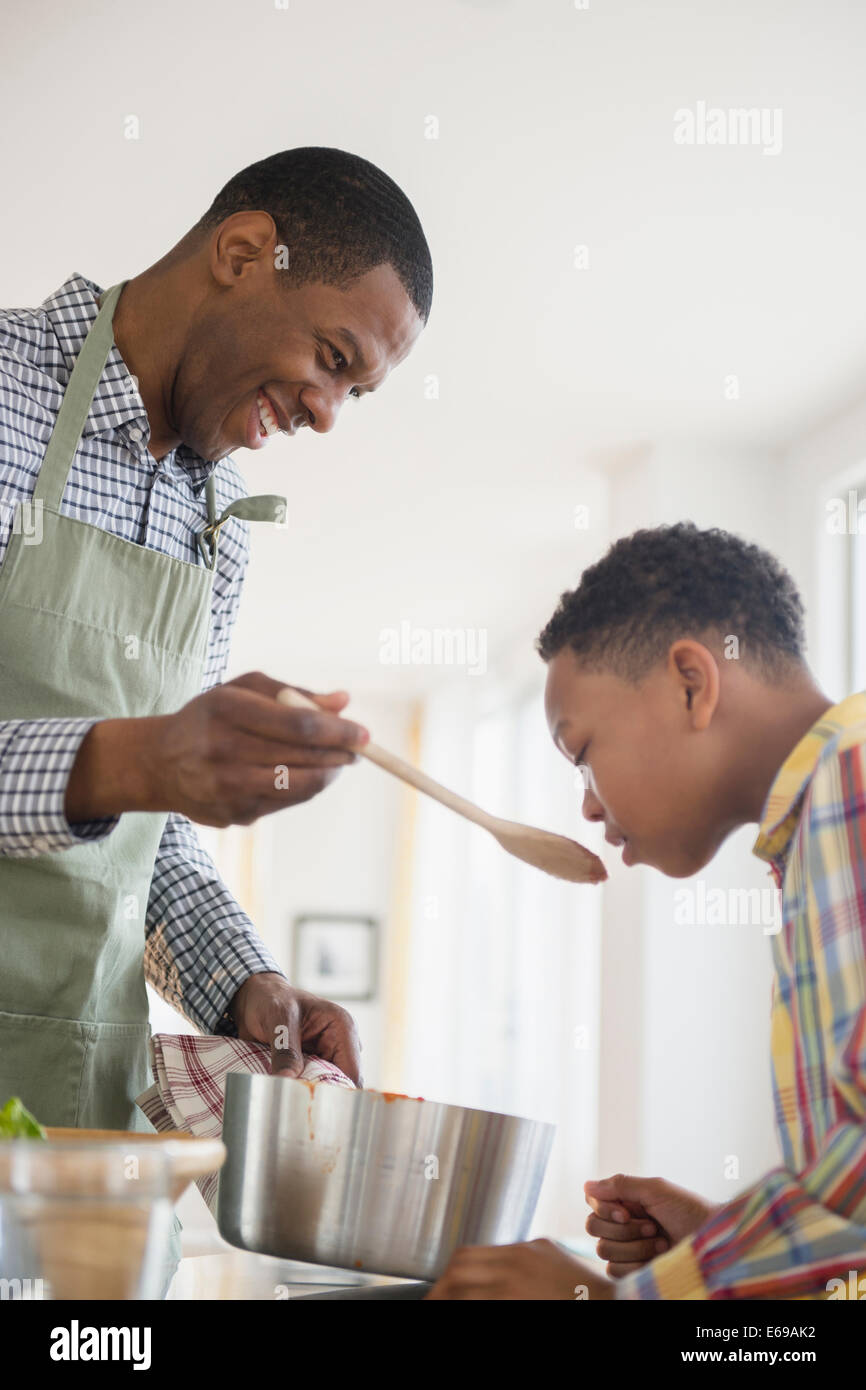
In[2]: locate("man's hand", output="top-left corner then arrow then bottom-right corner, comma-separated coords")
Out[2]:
425,1238 -> 615,1301
584,1174 -> 717,1278
229,972 -> 362,1085
65,672 -> 369,827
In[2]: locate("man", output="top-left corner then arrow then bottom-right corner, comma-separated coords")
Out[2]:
428,523 -> 866,1299
0,147 -> 432,1134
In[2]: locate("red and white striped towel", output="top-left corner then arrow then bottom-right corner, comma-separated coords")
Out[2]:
136,1033 -> 354,1212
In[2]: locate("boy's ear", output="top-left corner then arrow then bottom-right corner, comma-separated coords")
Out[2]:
667,639 -> 720,731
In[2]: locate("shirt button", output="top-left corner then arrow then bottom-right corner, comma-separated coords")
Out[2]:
129,426 -> 143,443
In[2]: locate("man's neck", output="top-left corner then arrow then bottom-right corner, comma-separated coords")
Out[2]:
110,264 -> 190,461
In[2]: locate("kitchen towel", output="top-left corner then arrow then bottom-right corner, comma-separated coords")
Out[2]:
136,1033 -> 355,1212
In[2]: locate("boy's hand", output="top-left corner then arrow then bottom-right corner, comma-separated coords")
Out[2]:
425,1237 -> 614,1300
584,1174 -> 718,1278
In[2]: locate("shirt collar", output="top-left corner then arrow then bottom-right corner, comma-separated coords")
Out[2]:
752,691 -> 866,870
42,273 -> 218,495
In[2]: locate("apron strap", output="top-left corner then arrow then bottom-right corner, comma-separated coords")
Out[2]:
205,473 -> 219,526
33,282 -> 127,512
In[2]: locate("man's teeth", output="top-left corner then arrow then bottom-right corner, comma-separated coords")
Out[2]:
256,391 -> 279,437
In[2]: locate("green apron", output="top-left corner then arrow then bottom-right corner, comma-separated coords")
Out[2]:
0,281 -> 285,1134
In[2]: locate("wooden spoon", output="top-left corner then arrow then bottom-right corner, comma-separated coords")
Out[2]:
277,687 -> 606,885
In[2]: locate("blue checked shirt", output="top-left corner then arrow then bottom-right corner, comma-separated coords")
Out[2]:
0,273 -> 283,1034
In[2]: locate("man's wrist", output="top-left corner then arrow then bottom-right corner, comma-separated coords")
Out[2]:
229,970 -> 285,1013
64,717 -> 165,822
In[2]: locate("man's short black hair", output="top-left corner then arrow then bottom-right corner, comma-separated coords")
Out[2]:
196,146 -> 433,323
536,522 -> 806,679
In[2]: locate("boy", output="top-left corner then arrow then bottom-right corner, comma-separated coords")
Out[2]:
427,522 -> 866,1300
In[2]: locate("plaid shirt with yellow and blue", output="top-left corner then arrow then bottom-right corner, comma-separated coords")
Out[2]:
620,692 -> 866,1300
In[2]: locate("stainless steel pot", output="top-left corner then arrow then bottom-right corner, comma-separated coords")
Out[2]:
217,1074 -> 555,1281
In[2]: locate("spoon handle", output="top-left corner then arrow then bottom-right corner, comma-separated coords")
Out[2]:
361,739 -> 494,831
276,687 -> 495,832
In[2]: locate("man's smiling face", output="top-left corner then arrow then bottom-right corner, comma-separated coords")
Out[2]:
543,645 -> 731,879
175,240 -> 423,461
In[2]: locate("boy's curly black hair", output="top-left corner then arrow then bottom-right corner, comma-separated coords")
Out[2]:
536,522 -> 805,679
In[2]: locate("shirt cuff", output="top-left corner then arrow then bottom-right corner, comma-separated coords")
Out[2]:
0,717 -> 120,857
616,1240 -> 708,1300
205,951 -> 287,1037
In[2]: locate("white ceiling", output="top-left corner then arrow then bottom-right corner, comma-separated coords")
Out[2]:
4,0 -> 866,696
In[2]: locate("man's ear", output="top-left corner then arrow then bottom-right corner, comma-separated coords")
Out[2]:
667,639 -> 720,731
210,211 -> 279,286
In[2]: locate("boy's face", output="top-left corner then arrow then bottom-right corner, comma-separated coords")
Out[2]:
544,645 -> 733,878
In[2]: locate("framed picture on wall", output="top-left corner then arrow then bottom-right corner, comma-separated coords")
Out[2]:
292,914 -> 379,1002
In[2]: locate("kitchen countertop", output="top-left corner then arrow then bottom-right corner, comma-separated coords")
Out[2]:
165,1189 -> 597,1299
167,1249 -> 426,1300
166,1240 -> 599,1300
